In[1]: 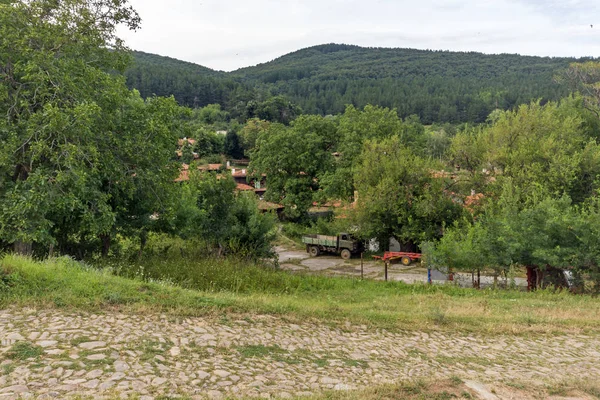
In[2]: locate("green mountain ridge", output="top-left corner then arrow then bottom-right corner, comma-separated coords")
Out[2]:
125,43 -> 593,123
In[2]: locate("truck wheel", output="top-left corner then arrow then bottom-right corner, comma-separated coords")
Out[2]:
341,249 -> 351,260
401,256 -> 412,266
309,246 -> 320,257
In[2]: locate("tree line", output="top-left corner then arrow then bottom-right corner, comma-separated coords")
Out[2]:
125,44 -> 591,124
245,66 -> 600,291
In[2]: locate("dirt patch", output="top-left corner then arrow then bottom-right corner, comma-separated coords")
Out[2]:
276,246 -> 528,288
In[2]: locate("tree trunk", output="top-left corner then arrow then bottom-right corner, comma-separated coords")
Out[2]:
138,231 -> 148,259
14,241 -> 32,256
100,234 -> 111,258
48,243 -> 55,258
477,269 -> 481,289
526,266 -> 536,291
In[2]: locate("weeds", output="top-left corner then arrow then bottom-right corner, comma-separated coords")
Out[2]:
3,254 -> 600,334
5,342 -> 43,360
449,376 -> 463,386
429,307 -> 449,325
236,344 -> 286,358
236,344 -> 302,364
1,363 -> 15,375
70,336 -> 92,346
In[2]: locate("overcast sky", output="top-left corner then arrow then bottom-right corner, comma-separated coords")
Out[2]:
118,0 -> 600,72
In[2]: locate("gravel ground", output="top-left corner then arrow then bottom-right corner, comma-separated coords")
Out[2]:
277,247 -> 527,288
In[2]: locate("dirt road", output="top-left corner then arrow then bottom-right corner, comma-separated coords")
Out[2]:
277,247 -> 527,288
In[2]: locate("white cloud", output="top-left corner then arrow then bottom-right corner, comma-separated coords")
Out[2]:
118,0 -> 600,71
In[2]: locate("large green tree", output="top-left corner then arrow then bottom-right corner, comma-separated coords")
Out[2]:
449,99 -> 600,204
321,105 -> 428,201
352,135 -> 465,250
426,184 -> 586,289
0,0 -> 181,256
250,115 -> 337,219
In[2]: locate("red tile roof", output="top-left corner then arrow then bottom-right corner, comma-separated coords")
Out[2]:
175,170 -> 189,182
198,164 -> 223,171
178,138 -> 197,147
236,183 -> 255,191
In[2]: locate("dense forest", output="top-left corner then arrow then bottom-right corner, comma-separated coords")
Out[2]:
125,44 -> 592,124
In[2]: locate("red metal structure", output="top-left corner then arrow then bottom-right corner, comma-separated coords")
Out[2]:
372,252 -> 423,266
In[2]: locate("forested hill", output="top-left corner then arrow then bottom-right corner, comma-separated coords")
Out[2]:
125,51 -> 254,109
125,44 -> 590,124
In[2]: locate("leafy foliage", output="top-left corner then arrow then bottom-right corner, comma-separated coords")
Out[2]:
169,173 -> 276,258
0,0 -> 174,255
352,136 -> 465,248
250,116 -> 337,219
0,0 -> 275,260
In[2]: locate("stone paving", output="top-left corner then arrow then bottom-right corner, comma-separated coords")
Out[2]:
1,308 -> 599,399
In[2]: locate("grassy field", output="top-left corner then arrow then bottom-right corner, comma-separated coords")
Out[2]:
2,254 -> 600,335
306,379 -> 600,400
64,378 -> 600,400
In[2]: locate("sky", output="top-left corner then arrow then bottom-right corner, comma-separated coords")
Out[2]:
118,0 -> 600,72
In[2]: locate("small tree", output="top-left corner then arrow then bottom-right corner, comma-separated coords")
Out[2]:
224,131 -> 244,159
249,116 -> 336,220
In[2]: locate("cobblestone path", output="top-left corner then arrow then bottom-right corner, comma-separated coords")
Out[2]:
1,308 -> 599,399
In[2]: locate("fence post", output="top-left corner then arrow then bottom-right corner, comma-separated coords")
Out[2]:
361,252 -> 364,280
385,261 -> 388,282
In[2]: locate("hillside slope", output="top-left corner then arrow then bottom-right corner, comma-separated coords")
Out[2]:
125,51 -> 254,109
126,44 -> 590,123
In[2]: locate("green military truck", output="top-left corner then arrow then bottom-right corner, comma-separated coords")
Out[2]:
302,233 -> 363,260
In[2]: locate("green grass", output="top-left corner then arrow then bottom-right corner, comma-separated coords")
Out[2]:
70,336 -> 93,346
3,254 -> 600,334
1,363 -> 15,375
4,341 -> 44,361
38,378 -> 600,400
234,345 -> 361,367
236,344 -> 286,358
302,378 -> 600,400
304,379 -> 467,400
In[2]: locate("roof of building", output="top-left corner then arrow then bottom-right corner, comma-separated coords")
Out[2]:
258,201 -> 284,211
178,138 -> 197,147
236,183 -> 255,191
198,163 -> 223,171
464,193 -> 485,212
312,201 -> 343,208
175,170 -> 189,182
